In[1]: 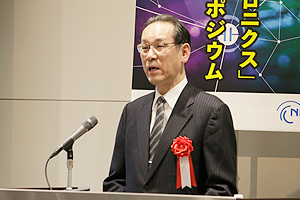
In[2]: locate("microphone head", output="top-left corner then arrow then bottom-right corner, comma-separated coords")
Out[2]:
83,116 -> 98,130
49,116 -> 98,159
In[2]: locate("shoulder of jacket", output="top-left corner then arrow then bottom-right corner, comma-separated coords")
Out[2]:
191,87 -> 225,107
126,91 -> 154,108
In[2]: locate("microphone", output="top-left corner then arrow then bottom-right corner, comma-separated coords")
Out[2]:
49,116 -> 98,159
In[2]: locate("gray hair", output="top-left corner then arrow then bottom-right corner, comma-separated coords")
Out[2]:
141,14 -> 191,46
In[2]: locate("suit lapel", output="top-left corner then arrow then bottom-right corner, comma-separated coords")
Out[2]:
137,93 -> 154,181
146,83 -> 195,181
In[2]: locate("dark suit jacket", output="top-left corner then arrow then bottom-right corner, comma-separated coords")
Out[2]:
103,83 -> 237,196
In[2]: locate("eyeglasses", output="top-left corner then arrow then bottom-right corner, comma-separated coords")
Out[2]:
137,42 -> 176,54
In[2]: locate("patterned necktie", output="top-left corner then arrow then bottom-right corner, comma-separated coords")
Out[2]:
149,96 -> 166,165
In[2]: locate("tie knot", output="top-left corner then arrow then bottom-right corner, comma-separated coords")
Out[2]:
157,96 -> 166,104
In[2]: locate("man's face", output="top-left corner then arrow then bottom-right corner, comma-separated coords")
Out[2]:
140,21 -> 189,94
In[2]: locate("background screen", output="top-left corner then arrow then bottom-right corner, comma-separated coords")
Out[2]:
132,0 -> 300,94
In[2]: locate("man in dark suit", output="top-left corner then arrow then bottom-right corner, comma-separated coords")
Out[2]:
103,14 -> 237,196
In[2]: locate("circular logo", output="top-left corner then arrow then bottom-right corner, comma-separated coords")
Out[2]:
217,15 -> 245,53
218,23 -> 239,45
277,101 -> 300,124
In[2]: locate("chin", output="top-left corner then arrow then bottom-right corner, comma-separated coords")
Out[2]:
148,75 -> 166,86
148,78 -> 160,86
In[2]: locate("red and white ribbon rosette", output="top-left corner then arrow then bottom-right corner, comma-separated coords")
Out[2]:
170,136 -> 197,189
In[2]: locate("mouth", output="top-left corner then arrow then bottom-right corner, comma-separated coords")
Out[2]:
149,66 -> 160,71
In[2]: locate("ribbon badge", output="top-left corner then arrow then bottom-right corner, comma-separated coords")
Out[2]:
170,136 -> 197,189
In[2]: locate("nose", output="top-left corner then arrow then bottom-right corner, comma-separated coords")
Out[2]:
146,46 -> 157,60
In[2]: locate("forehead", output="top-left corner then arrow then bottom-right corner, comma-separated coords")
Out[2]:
141,21 -> 175,42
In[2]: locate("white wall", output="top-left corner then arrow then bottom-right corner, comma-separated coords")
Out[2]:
0,0 -> 136,191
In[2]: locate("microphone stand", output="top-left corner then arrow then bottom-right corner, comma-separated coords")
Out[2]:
47,133 -> 91,191
65,144 -> 74,191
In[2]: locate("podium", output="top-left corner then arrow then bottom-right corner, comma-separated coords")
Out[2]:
0,188 -> 237,200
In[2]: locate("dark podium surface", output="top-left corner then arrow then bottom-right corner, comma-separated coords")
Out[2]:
0,188 -> 237,200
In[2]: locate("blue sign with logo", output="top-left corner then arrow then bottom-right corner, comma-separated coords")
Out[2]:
277,101 -> 300,124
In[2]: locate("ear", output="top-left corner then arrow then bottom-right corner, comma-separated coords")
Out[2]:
181,43 -> 191,64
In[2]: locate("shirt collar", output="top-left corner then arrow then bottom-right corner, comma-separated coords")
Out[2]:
152,77 -> 188,110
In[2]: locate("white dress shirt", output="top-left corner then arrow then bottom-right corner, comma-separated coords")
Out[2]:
150,77 -> 188,133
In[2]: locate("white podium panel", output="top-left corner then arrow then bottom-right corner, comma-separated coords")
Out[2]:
0,188 -> 236,200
